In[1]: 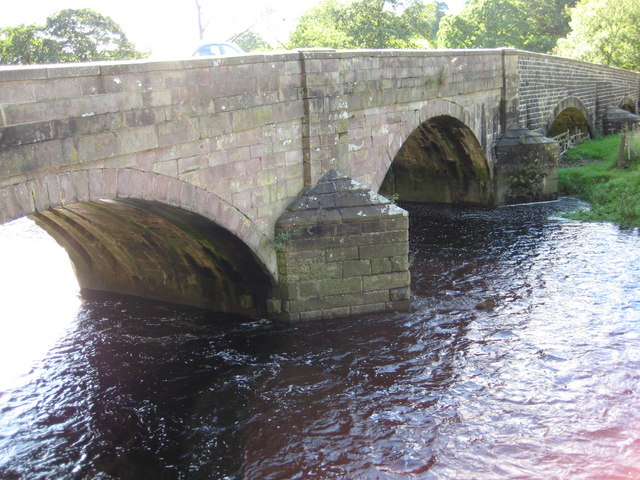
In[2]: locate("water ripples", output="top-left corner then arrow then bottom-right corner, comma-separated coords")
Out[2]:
1,199 -> 640,479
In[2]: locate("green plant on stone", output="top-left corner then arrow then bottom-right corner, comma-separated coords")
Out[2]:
269,230 -> 295,252
386,192 -> 400,204
269,227 -> 312,252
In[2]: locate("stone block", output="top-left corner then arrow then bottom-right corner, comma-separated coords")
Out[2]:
322,307 -> 351,320
266,298 -> 283,314
325,246 -> 359,262
30,177 -> 50,211
363,271 -> 411,292
44,174 -> 63,208
371,257 -> 392,274
77,131 -> 118,162
200,113 -> 233,138
0,186 -> 19,221
390,287 -> 411,302
0,122 -> 55,149
343,259 -> 372,277
13,183 -> 34,217
157,119 -> 200,148
318,276 -> 362,296
298,281 -> 318,298
117,125 -> 158,154
297,310 -> 320,321
72,170 -> 90,202
231,105 -> 275,131
273,100 -> 304,123
0,81 -> 36,104
349,302 -> 388,316
359,242 -> 407,260
102,169 -> 118,199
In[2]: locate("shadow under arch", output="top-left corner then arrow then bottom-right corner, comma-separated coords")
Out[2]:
0,168 -> 277,317
32,199 -> 275,317
619,97 -> 636,114
379,115 -> 492,205
547,96 -> 592,137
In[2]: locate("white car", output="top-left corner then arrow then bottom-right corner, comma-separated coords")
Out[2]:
192,42 -> 245,57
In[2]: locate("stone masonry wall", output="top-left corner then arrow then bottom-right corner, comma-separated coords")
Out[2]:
2,50 -> 640,320
0,53 -> 307,237
299,49 -> 507,190
515,52 -> 640,135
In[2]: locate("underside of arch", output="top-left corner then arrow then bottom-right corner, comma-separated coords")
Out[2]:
548,97 -> 591,138
379,115 -> 492,205
620,97 -> 636,113
31,199 -> 275,317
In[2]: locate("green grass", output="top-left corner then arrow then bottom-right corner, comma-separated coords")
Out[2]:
558,132 -> 640,226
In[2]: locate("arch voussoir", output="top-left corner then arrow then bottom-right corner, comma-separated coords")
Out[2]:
547,96 -> 593,136
0,168 -> 277,280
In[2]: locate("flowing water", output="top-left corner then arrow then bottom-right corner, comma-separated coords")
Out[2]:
0,199 -> 639,479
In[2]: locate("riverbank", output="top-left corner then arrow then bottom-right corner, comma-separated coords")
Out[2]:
558,132 -> 640,226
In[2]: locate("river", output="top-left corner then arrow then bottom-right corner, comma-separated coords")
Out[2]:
0,198 -> 639,479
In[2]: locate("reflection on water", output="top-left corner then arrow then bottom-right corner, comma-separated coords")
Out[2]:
0,199 -> 639,479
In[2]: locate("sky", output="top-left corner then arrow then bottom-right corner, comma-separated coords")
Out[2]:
1,0 -> 467,60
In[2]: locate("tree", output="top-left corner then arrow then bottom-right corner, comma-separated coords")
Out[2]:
195,0 -> 208,40
0,25 -> 51,65
554,0 -> 640,71
43,9 -> 147,63
232,31 -> 272,52
437,0 -> 577,53
0,8 -> 147,65
286,0 -> 443,49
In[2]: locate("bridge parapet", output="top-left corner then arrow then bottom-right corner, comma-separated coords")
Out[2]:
514,51 -> 640,135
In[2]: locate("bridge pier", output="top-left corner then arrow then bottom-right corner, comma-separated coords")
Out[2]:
493,128 -> 560,204
271,170 -> 410,321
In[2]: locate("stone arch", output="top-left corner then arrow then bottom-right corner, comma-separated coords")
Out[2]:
619,97 -> 636,113
373,99 -> 478,191
0,168 -> 277,316
378,113 -> 492,205
547,96 -> 592,137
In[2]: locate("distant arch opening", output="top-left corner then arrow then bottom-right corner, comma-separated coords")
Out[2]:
620,101 -> 635,114
379,115 -> 492,205
548,106 -> 590,138
31,199 -> 274,317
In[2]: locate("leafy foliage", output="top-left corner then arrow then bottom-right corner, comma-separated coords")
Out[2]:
231,31 -> 272,52
0,8 -> 147,65
437,0 -> 577,53
559,133 -> 640,226
554,0 -> 640,71
286,0 -> 446,49
0,25 -> 50,65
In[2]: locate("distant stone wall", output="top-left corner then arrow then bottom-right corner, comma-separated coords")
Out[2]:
515,52 -> 640,135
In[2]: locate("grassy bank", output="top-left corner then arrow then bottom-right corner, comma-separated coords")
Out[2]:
558,132 -> 640,226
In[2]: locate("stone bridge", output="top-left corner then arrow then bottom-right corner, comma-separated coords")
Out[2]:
1,49 -> 639,321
